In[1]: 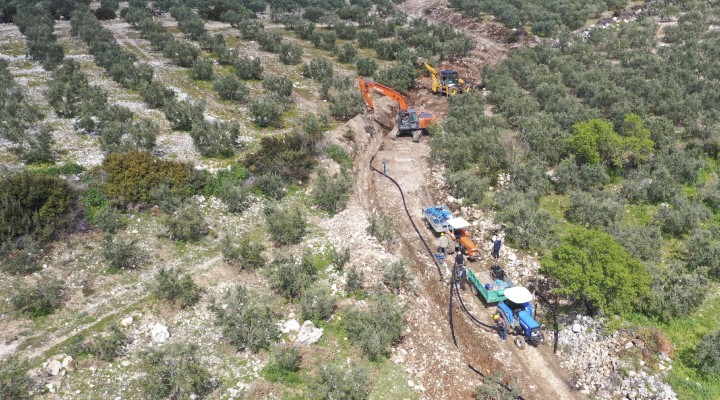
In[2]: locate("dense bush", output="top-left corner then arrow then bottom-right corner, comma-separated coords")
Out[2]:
189,57 -> 214,81
102,234 -> 140,272
445,170 -> 488,205
261,345 -> 300,384
696,330 -> 720,376
256,30 -> 282,52
213,75 -> 250,102
278,42 -> 303,64
264,204 -> 307,245
217,181 -> 251,213
610,225 -> 662,263
10,276 -> 64,318
244,132 -> 318,181
254,173 -> 286,199
234,56 -> 263,80
87,324 -> 128,362
163,98 -> 205,131
265,254 -> 316,299
643,263 -> 708,322
0,171 -> 74,242
313,361 -> 370,400
302,57 -> 334,80
374,63 -> 417,93
566,190 -> 624,229
313,168 -> 352,214
211,285 -> 279,352
541,226 -> 651,316
345,294 -> 405,359
262,75 -> 293,98
356,57 -> 377,77
335,43 -> 357,63
346,267 -> 364,293
101,151 -> 202,206
383,258 -> 414,293
153,268 -> 201,308
357,29 -> 378,48
654,197 -> 711,237
0,355 -> 32,400
163,204 -> 209,241
553,157 -> 610,194
685,229 -> 720,280
300,283 -> 335,322
249,96 -> 283,127
495,191 -> 558,251
190,120 -> 240,158
221,234 -> 266,270
330,92 -> 364,121
0,236 -> 43,275
139,344 -> 213,399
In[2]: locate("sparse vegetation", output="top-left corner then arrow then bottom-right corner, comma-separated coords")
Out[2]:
221,234 -> 266,270
0,355 -> 32,400
211,285 -> 279,352
367,212 -> 393,243
139,344 -> 213,399
300,283 -> 335,322
313,361 -> 370,400
345,294 -> 405,360
264,204 -> 307,245
10,276 -> 64,318
383,258 -> 414,293
102,234 -> 141,272
163,204 -> 209,242
153,268 -> 201,309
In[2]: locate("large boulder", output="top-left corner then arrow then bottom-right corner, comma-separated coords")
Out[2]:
295,320 -> 323,345
150,323 -> 170,343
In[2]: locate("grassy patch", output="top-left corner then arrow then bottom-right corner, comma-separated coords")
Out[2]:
369,358 -> 418,400
621,204 -> 656,226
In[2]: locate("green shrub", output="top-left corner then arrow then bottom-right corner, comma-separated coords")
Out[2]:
217,182 -> 250,213
149,184 -> 185,214
540,226 -> 651,316
345,294 -> 405,360
328,246 -> 350,271
88,324 -> 128,361
346,267 -> 364,293
654,197 -> 711,237
264,204 -> 307,245
643,263 -> 708,322
262,75 -> 293,98
254,173 -> 286,199
138,80 -> 175,109
554,157 -> 610,194
300,283 -> 335,322
256,30 -> 282,52
335,42 -> 356,63
374,63 -> 417,93
566,190 -> 624,229
153,268 -> 201,308
98,117 -> 158,155
357,29 -> 378,48
383,258 -> 414,293
163,204 -> 209,242
163,98 -> 205,131
249,96 -> 283,127
190,120 -> 240,158
278,42 -> 303,64
685,229 -> 720,280
102,233 -> 140,272
334,22 -> 357,40
261,345 -> 301,384
473,371 -> 521,400
10,276 -> 64,318
327,145 -> 352,167
293,21 -> 315,39
237,19 -> 264,39
495,191 -> 558,251
139,344 -> 213,399
211,285 -> 279,352
367,212 -> 393,243
696,329 -> 720,376
0,171 -> 74,242
302,57 -> 333,80
101,151 -> 201,206
212,75 -> 249,102
445,170 -> 488,205
355,57 -> 377,77
266,255 -> 316,299
0,236 -> 43,275
10,126 -> 56,164
313,361 -> 370,400
609,225 -> 662,263
221,234 -> 266,270
189,57 -> 214,80
94,206 -> 127,234
0,355 -> 32,400
330,92 -> 364,121
244,132 -> 318,181
313,168 -> 352,214
234,56 -> 263,80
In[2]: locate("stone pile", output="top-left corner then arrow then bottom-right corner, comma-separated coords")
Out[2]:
557,315 -> 677,400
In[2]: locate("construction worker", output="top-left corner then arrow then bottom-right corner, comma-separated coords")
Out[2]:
492,235 -> 502,259
437,232 -> 449,255
453,249 -> 467,291
493,313 -> 507,341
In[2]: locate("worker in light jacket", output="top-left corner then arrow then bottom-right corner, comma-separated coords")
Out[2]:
437,232 -> 449,255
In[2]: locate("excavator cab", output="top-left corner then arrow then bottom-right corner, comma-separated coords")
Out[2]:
440,70 -> 459,86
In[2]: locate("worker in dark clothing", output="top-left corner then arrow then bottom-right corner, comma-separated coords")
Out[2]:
493,313 -> 507,341
492,235 -> 502,259
453,250 -> 467,291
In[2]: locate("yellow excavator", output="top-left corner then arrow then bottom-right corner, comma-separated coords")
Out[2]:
422,60 -> 478,96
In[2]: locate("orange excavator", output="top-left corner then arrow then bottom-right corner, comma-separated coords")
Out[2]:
357,77 -> 437,142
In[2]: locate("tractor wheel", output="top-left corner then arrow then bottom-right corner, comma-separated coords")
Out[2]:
464,84 -> 472,93
424,218 -> 432,230
539,332 -> 546,343
448,87 -> 458,96
514,337 -> 525,349
470,282 -> 478,296
412,130 -> 422,142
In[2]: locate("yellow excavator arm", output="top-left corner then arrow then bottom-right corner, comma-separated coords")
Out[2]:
423,61 -> 440,93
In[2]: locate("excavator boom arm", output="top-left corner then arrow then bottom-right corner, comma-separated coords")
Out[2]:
358,77 -> 409,112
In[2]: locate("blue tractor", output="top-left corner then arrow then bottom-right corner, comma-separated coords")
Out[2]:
496,286 -> 545,349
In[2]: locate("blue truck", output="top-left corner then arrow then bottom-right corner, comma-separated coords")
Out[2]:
466,266 -> 545,349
